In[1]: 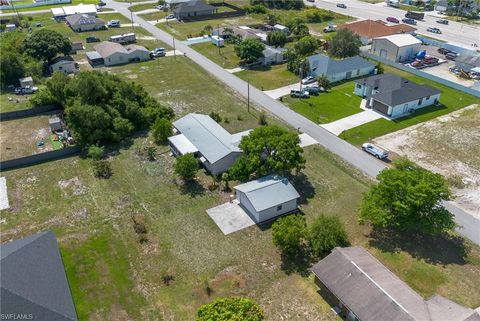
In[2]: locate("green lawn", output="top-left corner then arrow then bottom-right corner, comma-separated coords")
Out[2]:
283,81 -> 363,124
236,64 -> 299,91
139,11 -> 167,21
339,65 -> 480,145
129,2 -> 156,12
192,42 -> 241,69
1,0 -> 99,13
306,16 -> 355,35
0,92 -> 30,113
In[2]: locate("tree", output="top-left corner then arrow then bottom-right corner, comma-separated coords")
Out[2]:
92,160 -> 113,178
22,29 -> 72,61
197,297 -> 264,321
0,52 -> 25,88
267,31 -> 287,48
317,75 -> 331,91
293,35 -> 318,56
328,29 -> 362,58
45,72 -> 70,105
151,118 -> 172,143
174,153 -> 199,181
234,38 -> 265,63
291,22 -> 310,37
87,144 -> 104,160
263,13 -> 278,25
272,214 -> 307,255
308,215 -> 349,257
359,158 -> 455,234
228,125 -> 305,181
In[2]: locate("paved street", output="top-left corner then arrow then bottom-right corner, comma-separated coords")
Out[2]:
307,0 -> 480,47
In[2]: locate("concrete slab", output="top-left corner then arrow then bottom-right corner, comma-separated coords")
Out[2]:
298,133 -> 318,148
321,110 -> 384,136
264,83 -> 300,99
206,200 -> 255,235
0,177 -> 10,211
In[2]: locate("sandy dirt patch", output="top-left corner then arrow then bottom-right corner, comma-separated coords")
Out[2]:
373,104 -> 480,218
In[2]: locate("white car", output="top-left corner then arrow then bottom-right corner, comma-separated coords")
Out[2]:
107,20 -> 121,28
301,76 -> 316,85
166,14 -> 174,19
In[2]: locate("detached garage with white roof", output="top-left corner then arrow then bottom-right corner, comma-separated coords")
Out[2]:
371,34 -> 422,63
234,175 -> 300,223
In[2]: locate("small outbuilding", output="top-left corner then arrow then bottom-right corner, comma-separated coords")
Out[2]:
19,76 -> 34,88
211,35 -> 224,47
86,51 -> 104,67
5,24 -> 16,32
70,41 -> 84,54
49,56 -> 79,75
273,24 -> 290,35
234,175 -> 300,223
49,115 -> 63,132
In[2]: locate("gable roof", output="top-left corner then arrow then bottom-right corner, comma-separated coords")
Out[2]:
50,55 -> 75,66
263,46 -> 286,58
234,175 -> 300,212
456,54 -> 480,67
312,247 -> 479,321
355,73 -> 441,106
339,19 -> 416,39
172,113 -> 248,163
65,13 -> 104,27
174,0 -> 215,14
374,34 -> 422,47
1,231 -> 78,321
308,54 -> 375,76
94,41 -> 126,58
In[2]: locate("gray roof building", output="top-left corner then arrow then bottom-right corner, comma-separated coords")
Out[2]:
1,230 -> 78,321
173,0 -> 216,19
65,14 -> 105,32
455,54 -> 480,71
308,54 -> 375,82
312,247 -> 480,321
354,73 -> 441,106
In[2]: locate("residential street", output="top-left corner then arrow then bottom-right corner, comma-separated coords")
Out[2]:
97,0 -> 480,244
306,0 -> 480,47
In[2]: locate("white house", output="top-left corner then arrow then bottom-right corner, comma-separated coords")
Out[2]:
93,41 -> 150,66
234,175 -> 300,223
354,73 -> 441,119
307,54 -> 375,82
65,14 -> 105,32
51,4 -> 97,19
273,24 -> 290,35
168,113 -> 251,175
371,34 -> 422,63
261,46 -> 286,66
49,56 -> 79,75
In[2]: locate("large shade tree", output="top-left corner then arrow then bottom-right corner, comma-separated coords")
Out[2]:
359,158 -> 455,234
266,30 -> 287,48
22,29 -> 72,61
328,29 -> 362,58
234,38 -> 265,63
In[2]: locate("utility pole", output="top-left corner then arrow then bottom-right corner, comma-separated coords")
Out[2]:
247,80 -> 250,113
173,37 -> 176,60
130,0 -> 134,32
299,66 -> 303,91
217,24 -> 221,56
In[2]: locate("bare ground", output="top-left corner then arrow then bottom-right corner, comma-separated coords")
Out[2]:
373,104 -> 480,218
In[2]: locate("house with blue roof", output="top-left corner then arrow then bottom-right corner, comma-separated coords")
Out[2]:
168,113 -> 251,175
234,175 -> 300,222
307,54 -> 375,82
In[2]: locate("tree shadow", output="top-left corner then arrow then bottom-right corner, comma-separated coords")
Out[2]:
289,172 -> 316,205
368,228 -> 469,266
280,245 -> 314,277
179,179 -> 206,198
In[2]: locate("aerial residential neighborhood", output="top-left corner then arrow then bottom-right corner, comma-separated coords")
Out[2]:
0,0 -> 479,320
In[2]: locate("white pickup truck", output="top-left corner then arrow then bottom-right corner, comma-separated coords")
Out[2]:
362,143 -> 389,159
323,25 -> 336,33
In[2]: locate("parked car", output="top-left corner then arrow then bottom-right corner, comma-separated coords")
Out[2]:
166,14 -> 174,19
15,86 -> 38,95
306,0 -> 315,2
301,76 -> 316,85
35,22 -> 42,27
427,27 -> 442,34
98,1 -> 106,6
155,5 -> 164,10
86,36 -> 101,43
362,143 -> 389,159
437,47 -> 451,55
386,16 -> 399,23
323,24 -> 336,33
436,19 -> 449,25
290,89 -> 310,98
445,52 -> 458,60
303,85 -> 324,96
151,47 -> 166,57
401,18 -> 417,25
336,3 -> 347,8
107,20 -> 121,28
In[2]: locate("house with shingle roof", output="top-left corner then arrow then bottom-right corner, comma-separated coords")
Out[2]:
65,13 -> 105,32
338,19 -> 416,45
307,54 -> 375,82
89,41 -> 150,66
173,0 -> 216,20
1,230 -> 78,321
312,247 -> 480,321
354,73 -> 441,118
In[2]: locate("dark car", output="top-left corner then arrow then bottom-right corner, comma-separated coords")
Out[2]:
98,1 -> 106,6
386,16 -> 399,23
437,47 -> 451,55
86,36 -> 101,43
402,18 -> 417,25
336,3 -> 347,8
445,52 -> 458,60
436,19 -> 449,25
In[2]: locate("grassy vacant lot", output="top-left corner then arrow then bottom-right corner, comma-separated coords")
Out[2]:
139,11 -> 167,21
0,115 -> 54,161
192,42 -> 240,69
0,92 -> 30,113
236,64 -> 299,90
283,81 -> 363,124
0,0 -> 98,13
129,2 -> 157,12
339,65 -> 480,145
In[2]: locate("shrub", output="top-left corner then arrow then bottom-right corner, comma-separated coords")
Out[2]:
147,146 -> 157,161
245,4 -> 267,13
197,297 -> 264,321
133,222 -> 147,234
308,215 -> 349,257
376,62 -> 384,74
209,112 -> 222,123
271,214 -> 307,254
174,153 -> 199,181
87,144 -> 104,160
151,117 -> 173,144
138,234 -> 148,243
92,160 -> 113,178
317,75 -> 331,91
258,112 -> 267,125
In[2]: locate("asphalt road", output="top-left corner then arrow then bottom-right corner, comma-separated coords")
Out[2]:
307,0 -> 480,47
108,0 -> 479,245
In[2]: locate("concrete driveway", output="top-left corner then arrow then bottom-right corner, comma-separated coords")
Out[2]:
264,83 -> 300,99
320,110 -> 383,136
206,200 -> 255,235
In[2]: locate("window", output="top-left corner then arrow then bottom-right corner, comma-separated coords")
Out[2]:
418,98 -> 423,105
277,205 -> 283,211
426,96 -> 430,100
356,69 -> 360,76
59,66 -> 63,70
356,84 -> 361,89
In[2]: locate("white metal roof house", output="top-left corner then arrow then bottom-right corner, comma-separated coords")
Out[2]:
49,56 -> 79,75
51,4 -> 97,19
371,34 -> 422,63
312,246 -> 480,321
234,175 -> 300,223
261,46 -> 286,66
65,14 -> 105,32
354,73 -> 441,119
308,54 -> 375,82
93,41 -> 150,66
168,113 -> 251,175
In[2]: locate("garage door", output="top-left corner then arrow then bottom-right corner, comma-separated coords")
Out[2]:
372,100 -> 389,115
